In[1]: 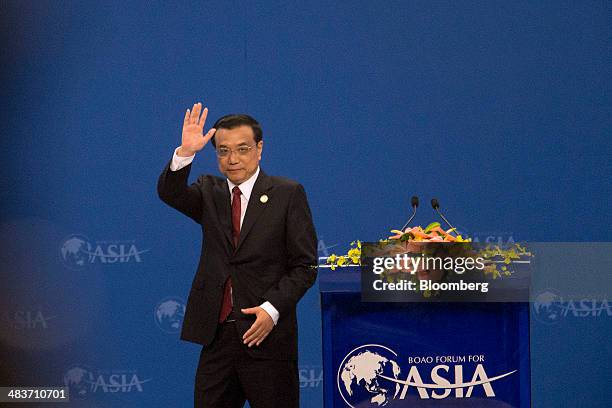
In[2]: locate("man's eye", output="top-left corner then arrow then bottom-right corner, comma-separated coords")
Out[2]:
238,147 -> 249,153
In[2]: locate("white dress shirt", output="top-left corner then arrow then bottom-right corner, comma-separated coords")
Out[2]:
170,147 -> 280,325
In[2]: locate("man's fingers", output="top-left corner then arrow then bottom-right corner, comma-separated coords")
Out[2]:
241,307 -> 257,315
244,324 -> 272,346
190,103 -> 200,123
243,322 -> 259,340
255,332 -> 269,346
244,330 -> 259,344
245,327 -> 272,347
242,310 -> 273,346
243,322 -> 265,343
246,328 -> 265,347
198,106 -> 208,128
248,338 -> 260,347
183,109 -> 190,125
241,313 -> 259,339
243,329 -> 254,341
189,103 -> 196,123
243,328 -> 261,345
256,333 -> 269,346
250,327 -> 271,347
203,128 -> 216,144
197,102 -> 203,123
196,103 -> 203,123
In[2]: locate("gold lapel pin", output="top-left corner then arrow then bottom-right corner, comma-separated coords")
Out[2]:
260,194 -> 269,203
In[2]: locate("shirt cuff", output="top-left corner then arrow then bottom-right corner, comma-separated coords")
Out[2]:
259,301 -> 279,325
170,146 -> 195,171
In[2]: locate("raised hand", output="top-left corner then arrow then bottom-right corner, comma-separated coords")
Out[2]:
178,102 -> 216,157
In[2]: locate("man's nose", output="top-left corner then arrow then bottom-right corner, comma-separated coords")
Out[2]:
227,151 -> 240,164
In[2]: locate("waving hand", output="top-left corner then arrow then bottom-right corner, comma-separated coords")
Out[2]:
178,102 -> 216,156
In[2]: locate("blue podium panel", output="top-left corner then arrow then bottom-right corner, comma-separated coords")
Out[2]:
320,268 -> 530,408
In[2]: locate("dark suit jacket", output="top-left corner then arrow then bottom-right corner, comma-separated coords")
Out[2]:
157,160 -> 318,360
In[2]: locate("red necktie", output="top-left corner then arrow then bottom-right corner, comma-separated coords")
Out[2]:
219,186 -> 241,322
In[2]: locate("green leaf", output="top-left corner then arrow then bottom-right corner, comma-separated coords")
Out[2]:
424,222 -> 440,233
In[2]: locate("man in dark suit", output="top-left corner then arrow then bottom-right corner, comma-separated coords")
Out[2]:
157,102 -> 318,408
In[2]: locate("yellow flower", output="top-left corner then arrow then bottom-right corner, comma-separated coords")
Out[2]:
347,248 -> 361,264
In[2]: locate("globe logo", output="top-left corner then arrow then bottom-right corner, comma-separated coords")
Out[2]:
154,297 -> 186,333
63,366 -> 94,399
337,344 -> 402,407
533,290 -> 563,324
60,235 -> 93,269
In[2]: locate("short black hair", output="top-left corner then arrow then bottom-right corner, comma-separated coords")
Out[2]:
210,114 -> 262,147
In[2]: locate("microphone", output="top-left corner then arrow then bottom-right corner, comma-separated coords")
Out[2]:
400,196 -> 419,231
430,198 -> 456,232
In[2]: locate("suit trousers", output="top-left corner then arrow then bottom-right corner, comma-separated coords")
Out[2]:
194,320 -> 299,408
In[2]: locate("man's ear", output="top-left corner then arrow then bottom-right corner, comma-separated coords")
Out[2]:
257,140 -> 263,160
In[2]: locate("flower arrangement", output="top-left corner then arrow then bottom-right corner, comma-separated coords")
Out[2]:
388,222 -> 470,242
325,222 -> 532,280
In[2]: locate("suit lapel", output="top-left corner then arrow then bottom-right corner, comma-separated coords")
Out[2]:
235,171 -> 273,253
212,181 -> 234,250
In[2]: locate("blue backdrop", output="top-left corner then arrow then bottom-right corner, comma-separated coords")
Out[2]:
1,1 -> 610,407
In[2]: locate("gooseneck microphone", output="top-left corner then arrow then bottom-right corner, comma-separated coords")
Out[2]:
400,196 -> 419,231
430,198 -> 456,232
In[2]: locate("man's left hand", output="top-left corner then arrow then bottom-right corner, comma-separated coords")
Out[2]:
241,307 -> 274,347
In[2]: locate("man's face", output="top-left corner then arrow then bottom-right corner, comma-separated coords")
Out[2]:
214,125 -> 263,185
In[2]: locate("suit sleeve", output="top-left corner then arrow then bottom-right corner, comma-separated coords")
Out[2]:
157,159 -> 204,224
263,184 -> 318,316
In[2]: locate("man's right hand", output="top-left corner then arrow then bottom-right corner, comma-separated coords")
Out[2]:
177,102 -> 217,157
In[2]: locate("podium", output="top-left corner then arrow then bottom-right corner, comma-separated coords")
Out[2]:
319,265 -> 530,407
